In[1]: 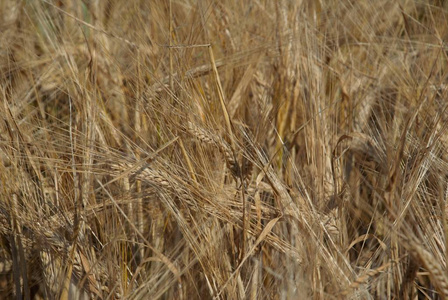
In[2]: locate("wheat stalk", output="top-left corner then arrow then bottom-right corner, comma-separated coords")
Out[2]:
0,207 -> 120,299
186,121 -> 241,178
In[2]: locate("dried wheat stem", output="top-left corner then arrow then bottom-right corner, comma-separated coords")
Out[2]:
339,262 -> 392,296
408,241 -> 448,298
187,121 -> 240,177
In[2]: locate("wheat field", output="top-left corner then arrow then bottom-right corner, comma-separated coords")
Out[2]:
1,0 -> 448,299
